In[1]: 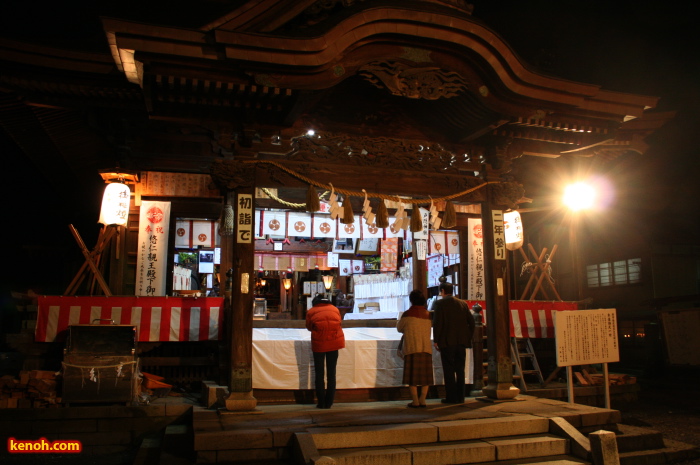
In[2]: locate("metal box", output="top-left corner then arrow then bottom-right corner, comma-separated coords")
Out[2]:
61,324 -> 139,404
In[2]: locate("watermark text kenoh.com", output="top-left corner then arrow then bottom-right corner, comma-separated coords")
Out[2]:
7,437 -> 82,453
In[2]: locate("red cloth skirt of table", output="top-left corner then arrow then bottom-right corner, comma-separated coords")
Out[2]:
35,296 -> 224,342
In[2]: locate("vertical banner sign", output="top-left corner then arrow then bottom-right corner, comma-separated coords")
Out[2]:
136,201 -> 171,296
467,218 -> 484,300
237,194 -> 253,243
555,308 -> 620,366
491,210 -> 506,260
412,208 -> 430,240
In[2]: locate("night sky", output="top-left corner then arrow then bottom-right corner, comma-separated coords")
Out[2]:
1,1 -> 699,295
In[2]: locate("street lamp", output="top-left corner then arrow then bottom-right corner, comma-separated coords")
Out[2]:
562,181 -> 598,300
563,182 -> 597,212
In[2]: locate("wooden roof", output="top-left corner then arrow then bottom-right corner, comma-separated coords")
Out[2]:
0,0 -> 672,206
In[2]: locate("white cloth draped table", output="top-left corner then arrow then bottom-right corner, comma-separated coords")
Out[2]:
252,327 -> 473,389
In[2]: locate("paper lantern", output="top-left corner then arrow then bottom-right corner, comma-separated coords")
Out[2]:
504,210 -> 524,251
98,182 -> 130,226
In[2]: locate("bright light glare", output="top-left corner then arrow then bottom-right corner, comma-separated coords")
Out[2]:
563,182 -> 596,211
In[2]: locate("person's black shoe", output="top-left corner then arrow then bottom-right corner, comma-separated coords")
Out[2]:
407,402 -> 420,408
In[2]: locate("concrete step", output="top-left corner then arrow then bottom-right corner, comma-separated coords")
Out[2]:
615,424 -> 665,452
318,434 -> 569,465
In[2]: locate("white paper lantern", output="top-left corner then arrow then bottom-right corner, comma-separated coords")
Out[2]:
504,210 -> 524,251
98,182 -> 131,226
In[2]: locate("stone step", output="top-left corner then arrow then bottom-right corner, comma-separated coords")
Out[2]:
619,440 -> 700,465
160,423 -> 196,465
318,434 -> 569,465
306,415 -> 550,449
487,457 -> 590,465
615,424 -> 665,452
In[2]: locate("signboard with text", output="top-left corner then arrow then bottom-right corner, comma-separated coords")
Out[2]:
237,194 -> 253,243
491,210 -> 506,260
555,308 -> 620,366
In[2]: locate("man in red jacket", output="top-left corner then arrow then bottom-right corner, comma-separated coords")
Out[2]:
306,295 -> 346,409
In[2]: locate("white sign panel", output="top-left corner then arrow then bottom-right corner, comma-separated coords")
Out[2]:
237,194 -> 253,243
327,251 -> 339,268
136,201 -> 171,296
555,309 -> 620,366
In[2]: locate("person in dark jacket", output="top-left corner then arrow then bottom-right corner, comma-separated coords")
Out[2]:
432,282 -> 475,404
397,289 -> 433,408
306,294 -> 346,409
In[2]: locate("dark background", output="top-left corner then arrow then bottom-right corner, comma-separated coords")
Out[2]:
1,1 -> 698,295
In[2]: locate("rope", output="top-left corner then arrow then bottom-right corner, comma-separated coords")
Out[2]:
244,159 -> 496,205
260,187 -> 329,208
62,360 -> 137,370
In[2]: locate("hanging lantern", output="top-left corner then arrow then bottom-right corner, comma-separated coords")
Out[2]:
504,210 -> 524,250
98,182 -> 131,226
283,278 -> 292,290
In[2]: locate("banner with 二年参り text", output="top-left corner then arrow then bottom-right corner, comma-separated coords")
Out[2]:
136,201 -> 171,296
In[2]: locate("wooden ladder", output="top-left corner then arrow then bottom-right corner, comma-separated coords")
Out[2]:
510,338 -> 545,392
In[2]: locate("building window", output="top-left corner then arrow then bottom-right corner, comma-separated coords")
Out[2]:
587,258 -> 641,288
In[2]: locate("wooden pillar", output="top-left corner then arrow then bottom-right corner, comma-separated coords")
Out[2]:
219,195 -> 234,387
469,304 -> 485,396
225,185 -> 258,411
481,189 -> 520,400
412,232 -> 428,298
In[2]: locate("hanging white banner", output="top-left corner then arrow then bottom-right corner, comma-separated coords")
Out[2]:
467,218 -> 484,301
192,220 -> 216,248
338,218 -> 361,239
429,231 -> 447,255
136,201 -> 171,296
288,212 -> 312,236
385,217 -> 404,238
262,211 -> 287,237
174,220 -> 191,248
313,214 -> 336,238
362,217 -> 384,239
446,231 -> 460,254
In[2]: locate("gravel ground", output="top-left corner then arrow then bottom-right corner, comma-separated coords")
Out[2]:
617,370 -> 700,464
